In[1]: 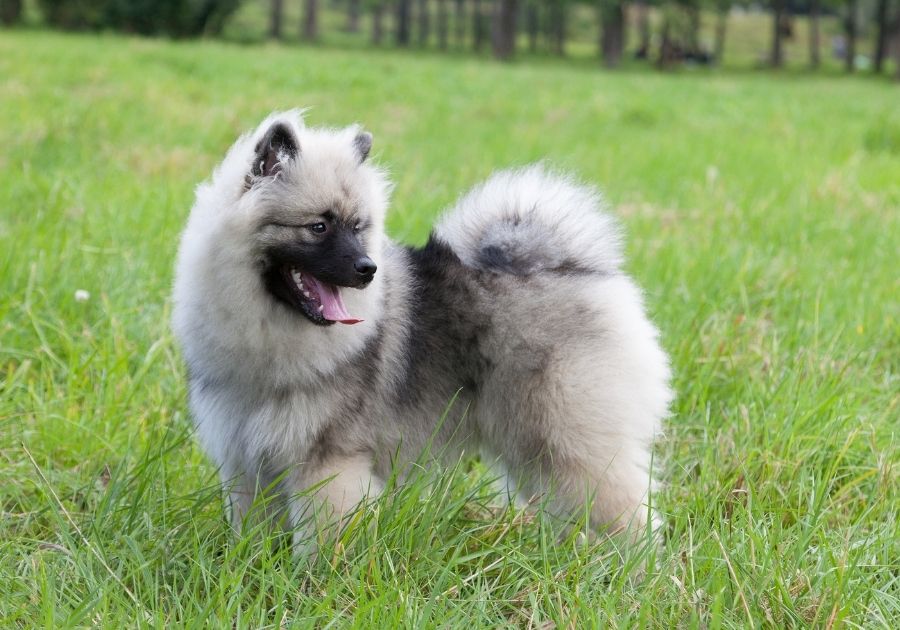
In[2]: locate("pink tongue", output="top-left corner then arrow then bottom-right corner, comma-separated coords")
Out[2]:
302,273 -> 362,324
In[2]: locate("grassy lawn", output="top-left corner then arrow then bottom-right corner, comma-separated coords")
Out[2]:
1,30 -> 898,627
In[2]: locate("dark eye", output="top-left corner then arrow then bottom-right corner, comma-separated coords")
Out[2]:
353,222 -> 362,233
308,222 -> 327,234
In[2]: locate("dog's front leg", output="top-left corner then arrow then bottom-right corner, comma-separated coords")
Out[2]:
286,453 -> 383,558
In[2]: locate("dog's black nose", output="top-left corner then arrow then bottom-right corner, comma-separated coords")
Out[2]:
354,257 -> 377,277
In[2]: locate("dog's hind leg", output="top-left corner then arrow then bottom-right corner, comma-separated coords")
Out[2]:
481,342 -> 668,543
496,423 -> 658,544
285,452 -> 383,558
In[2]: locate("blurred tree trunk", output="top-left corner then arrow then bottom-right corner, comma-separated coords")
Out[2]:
372,3 -> 385,44
346,0 -> 361,32
418,0 -> 430,46
269,0 -> 283,39
770,0 -> 785,67
302,0 -> 319,40
687,3 -> 701,54
894,12 -> 900,80
809,0 -> 820,68
526,0 -> 539,52
397,0 -> 411,45
473,0 -> 485,51
0,0 -> 23,25
198,1 -> 238,37
492,0 -> 517,59
714,8 -> 728,64
437,0 -> 449,49
454,0 -> 465,46
637,2 -> 651,58
657,14 -> 675,69
600,1 -> 625,67
549,1 -> 566,55
844,0 -> 857,72
896,22 -> 900,81
872,0 -> 889,73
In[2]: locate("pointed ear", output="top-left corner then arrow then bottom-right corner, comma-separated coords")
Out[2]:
252,121 -> 299,177
353,131 -> 373,163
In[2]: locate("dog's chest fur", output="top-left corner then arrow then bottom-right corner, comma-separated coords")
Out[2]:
190,366 -> 373,475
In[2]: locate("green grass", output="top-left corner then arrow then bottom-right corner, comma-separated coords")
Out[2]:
1,29 -> 898,627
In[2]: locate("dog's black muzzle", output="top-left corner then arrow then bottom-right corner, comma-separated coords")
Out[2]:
266,230 -> 376,289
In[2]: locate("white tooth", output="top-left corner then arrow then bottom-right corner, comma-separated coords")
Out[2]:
318,305 -> 324,312
303,291 -> 310,298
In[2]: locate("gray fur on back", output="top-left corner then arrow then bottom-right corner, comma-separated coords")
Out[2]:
172,112 -> 673,552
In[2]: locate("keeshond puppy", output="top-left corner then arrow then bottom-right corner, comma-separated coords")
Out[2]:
172,111 -> 672,554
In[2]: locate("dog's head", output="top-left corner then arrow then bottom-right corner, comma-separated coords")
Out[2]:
189,112 -> 390,328
247,117 -> 386,326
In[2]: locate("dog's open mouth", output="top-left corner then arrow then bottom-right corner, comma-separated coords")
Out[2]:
282,267 -> 363,326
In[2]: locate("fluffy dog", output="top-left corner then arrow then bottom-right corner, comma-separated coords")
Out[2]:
172,111 -> 672,553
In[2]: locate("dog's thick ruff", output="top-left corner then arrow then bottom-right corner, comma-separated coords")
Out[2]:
172,111 -> 672,551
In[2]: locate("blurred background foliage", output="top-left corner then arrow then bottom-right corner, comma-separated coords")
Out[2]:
2,0 -> 899,75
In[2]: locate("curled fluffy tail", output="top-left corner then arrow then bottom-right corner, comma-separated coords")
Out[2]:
434,166 -> 623,277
